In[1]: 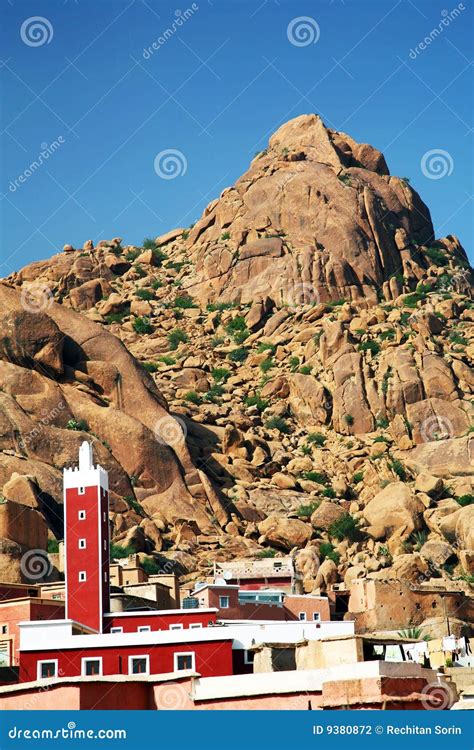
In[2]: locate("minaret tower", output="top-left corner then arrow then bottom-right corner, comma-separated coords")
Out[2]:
63,442 -> 109,632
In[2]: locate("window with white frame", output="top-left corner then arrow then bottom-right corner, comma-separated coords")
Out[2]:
128,655 -> 149,675
174,652 -> 195,672
78,487 -> 85,495
78,571 -> 87,582
78,510 -> 86,520
298,612 -> 306,621
189,623 -> 202,629
37,660 -> 58,680
81,657 -> 102,676
138,626 -> 151,633
313,612 -> 321,621
78,539 -> 86,549
219,596 -> 230,609
110,627 -> 123,634
169,624 -> 183,631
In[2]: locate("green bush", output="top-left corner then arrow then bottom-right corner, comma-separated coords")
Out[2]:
425,246 -> 448,266
256,548 -> 277,559
307,432 -> 326,447
143,362 -> 158,373
379,329 -> 395,341
344,414 -> 354,426
206,302 -> 235,312
322,486 -> 336,498
256,342 -> 276,355
151,279 -> 163,290
47,539 -> 59,553
142,238 -> 156,250
125,249 -> 140,262
228,347 -> 248,363
389,458 -> 407,481
353,471 -> 364,484
265,416 -> 291,434
456,494 -> 474,507
184,391 -> 202,405
141,558 -> 161,575
173,295 -> 197,309
158,355 -> 176,365
220,231 -> 231,240
133,316 -> 153,334
135,288 -> 154,301
124,495 -> 144,516
302,471 -> 327,484
105,310 -> 129,324
168,328 -> 188,350
212,367 -> 231,384
244,394 -> 268,411
328,513 -> 360,542
225,316 -> 247,334
66,419 -> 88,432
289,356 -> 300,372
260,358 -> 274,374
110,544 -> 134,559
319,542 -> 340,564
152,247 -> 168,265
299,365 -> 312,375
297,502 -> 320,518
359,340 -> 380,355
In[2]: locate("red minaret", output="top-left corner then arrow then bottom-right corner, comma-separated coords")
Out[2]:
63,441 -> 109,632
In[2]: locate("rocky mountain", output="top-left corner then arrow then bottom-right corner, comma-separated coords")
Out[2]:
2,115 -> 473,603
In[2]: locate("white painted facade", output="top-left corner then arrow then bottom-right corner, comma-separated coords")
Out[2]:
19,618 -> 354,652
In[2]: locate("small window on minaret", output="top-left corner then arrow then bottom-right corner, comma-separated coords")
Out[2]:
78,510 -> 86,520
78,487 -> 85,495
79,539 -> 86,549
79,571 -> 87,582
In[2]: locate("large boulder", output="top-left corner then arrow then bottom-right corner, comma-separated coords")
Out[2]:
257,515 -> 312,550
363,482 -> 424,542
310,501 -> 346,531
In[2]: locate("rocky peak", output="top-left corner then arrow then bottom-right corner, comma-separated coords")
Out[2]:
181,114 -> 468,308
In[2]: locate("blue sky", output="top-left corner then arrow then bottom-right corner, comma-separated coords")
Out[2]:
1,0 -> 472,273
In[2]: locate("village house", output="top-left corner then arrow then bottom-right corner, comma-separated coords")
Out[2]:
0,443 -> 462,710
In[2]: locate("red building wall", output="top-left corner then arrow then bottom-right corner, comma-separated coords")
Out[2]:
104,610 -> 216,632
19,639 -> 233,683
65,484 -> 109,632
0,599 -> 65,663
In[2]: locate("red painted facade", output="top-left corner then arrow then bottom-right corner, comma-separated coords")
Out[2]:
0,599 -> 64,665
19,639 -> 233,683
65,483 -> 109,632
104,610 -> 216,632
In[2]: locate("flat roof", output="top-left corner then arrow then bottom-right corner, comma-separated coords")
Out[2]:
104,608 -> 217,617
